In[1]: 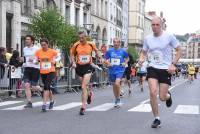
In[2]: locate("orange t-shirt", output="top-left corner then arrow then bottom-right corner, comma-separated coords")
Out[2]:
35,48 -> 58,74
70,41 -> 98,65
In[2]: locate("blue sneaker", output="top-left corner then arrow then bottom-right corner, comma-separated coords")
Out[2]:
42,104 -> 47,112
114,98 -> 121,107
49,101 -> 55,109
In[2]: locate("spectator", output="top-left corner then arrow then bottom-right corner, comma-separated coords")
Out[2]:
8,50 -> 23,97
0,47 -> 8,79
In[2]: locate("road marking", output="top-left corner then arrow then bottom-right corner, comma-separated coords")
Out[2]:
140,80 -> 187,104
128,104 -> 152,112
3,101 -> 43,110
87,103 -> 117,111
174,105 -> 199,115
53,102 -> 82,110
0,101 -> 23,107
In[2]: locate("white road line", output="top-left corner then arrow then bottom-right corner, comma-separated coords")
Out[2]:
0,101 -> 23,107
128,104 -> 152,112
140,80 -> 187,104
3,101 -> 43,110
87,103 -> 117,111
53,102 -> 82,110
174,105 -> 199,115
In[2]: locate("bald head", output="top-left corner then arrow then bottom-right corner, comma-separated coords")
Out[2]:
151,16 -> 163,36
113,37 -> 121,49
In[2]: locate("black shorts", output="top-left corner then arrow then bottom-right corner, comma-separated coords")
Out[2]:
23,67 -> 40,86
75,64 -> 93,77
123,67 -> 131,80
147,67 -> 171,85
41,72 -> 56,91
137,73 -> 147,78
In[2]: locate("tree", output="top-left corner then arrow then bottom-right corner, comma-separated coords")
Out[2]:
127,46 -> 138,62
29,8 -> 78,52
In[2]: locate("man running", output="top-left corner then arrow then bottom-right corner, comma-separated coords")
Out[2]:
138,16 -> 181,128
70,31 -> 101,115
136,60 -> 147,92
104,38 -> 129,107
23,35 -> 41,108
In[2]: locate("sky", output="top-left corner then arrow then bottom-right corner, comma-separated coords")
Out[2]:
145,0 -> 200,35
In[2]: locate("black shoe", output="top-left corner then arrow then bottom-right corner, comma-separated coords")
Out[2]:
42,105 -> 47,112
128,90 -> 131,95
166,91 -> 172,107
151,119 -> 161,128
79,108 -> 85,115
87,91 -> 93,104
49,101 -> 55,109
24,102 -> 33,108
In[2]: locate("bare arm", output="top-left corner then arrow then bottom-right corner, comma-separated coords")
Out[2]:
138,50 -> 147,64
172,46 -> 182,64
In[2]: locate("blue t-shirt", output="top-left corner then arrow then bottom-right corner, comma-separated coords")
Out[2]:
105,48 -> 128,74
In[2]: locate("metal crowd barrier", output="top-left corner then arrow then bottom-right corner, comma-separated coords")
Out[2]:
59,67 -> 109,93
0,66 -> 24,100
0,65 -> 109,99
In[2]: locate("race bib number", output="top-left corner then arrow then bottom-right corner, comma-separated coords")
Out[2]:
149,51 -> 163,64
79,55 -> 90,63
41,62 -> 51,70
111,58 -> 120,66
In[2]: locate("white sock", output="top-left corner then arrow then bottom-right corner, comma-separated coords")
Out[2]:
155,116 -> 160,120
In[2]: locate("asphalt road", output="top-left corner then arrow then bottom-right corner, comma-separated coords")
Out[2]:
0,77 -> 199,134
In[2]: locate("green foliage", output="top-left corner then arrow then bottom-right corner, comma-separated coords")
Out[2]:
127,46 -> 138,62
29,8 -> 78,52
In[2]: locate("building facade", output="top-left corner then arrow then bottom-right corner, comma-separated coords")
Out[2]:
90,0 -> 108,48
0,0 -> 91,53
128,0 -> 145,50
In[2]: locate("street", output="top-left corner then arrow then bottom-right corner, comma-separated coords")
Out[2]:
0,78 -> 199,134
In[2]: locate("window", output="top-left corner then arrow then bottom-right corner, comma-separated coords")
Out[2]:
65,5 -> 70,23
105,1 -> 108,19
34,0 -> 38,9
84,13 -> 87,24
75,8 -> 80,26
22,0 -> 31,16
101,0 -> 104,17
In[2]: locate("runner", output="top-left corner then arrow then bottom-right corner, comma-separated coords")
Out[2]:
187,64 -> 195,83
23,35 -> 41,108
35,38 -> 60,112
104,38 -> 129,107
136,60 -> 147,92
138,16 -> 181,128
70,31 -> 101,115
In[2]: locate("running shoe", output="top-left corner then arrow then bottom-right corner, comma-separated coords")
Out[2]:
42,104 -> 47,112
49,100 -> 55,109
24,102 -> 33,108
166,91 -> 172,107
87,91 -> 93,104
128,90 -> 131,95
151,119 -> 161,128
79,108 -> 85,115
114,98 -> 121,108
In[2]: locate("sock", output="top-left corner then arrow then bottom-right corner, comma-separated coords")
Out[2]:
155,117 -> 160,120
167,93 -> 170,99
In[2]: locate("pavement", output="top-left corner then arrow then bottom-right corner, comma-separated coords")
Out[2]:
0,77 -> 199,134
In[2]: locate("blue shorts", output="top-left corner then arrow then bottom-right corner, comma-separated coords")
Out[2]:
109,72 -> 124,82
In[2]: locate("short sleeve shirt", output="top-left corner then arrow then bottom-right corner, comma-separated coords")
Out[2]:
105,48 -> 129,73
70,41 -> 98,65
143,32 -> 180,69
35,48 -> 57,74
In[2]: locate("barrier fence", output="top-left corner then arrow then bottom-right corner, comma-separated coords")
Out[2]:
0,66 -> 109,99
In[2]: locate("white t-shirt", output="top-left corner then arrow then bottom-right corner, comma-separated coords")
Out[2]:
23,45 -> 40,69
143,32 -> 179,69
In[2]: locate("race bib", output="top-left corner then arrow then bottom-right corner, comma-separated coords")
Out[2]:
41,62 -> 51,70
111,58 -> 120,66
79,55 -> 90,63
149,51 -> 163,64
